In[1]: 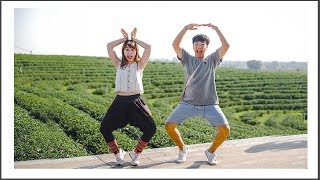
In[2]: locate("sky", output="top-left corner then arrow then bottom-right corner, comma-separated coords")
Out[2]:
1,1 -> 319,179
12,1 -> 317,62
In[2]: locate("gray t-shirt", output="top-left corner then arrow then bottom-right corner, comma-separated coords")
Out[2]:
180,48 -> 222,105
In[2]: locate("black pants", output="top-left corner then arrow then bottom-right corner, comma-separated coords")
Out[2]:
100,94 -> 157,143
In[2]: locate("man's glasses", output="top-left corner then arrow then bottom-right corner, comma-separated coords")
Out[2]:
193,42 -> 207,47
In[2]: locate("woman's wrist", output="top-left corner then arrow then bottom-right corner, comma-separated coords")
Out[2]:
121,37 -> 128,43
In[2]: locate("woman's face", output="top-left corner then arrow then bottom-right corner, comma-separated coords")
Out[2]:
123,45 -> 137,63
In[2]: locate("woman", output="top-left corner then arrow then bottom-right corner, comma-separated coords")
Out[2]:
100,28 -> 156,166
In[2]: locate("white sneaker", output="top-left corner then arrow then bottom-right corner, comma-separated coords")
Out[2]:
176,147 -> 190,163
129,151 -> 140,166
114,149 -> 126,165
205,149 -> 218,165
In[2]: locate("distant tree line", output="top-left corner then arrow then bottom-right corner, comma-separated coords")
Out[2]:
218,60 -> 307,71
246,60 -> 307,71
247,60 -> 263,70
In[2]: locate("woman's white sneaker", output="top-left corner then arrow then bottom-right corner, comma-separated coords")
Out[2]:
114,149 -> 126,165
129,151 -> 140,166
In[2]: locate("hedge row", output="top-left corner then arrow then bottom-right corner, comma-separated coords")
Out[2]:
14,104 -> 88,161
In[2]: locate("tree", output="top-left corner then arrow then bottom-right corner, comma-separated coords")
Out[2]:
271,61 -> 279,70
247,60 -> 262,70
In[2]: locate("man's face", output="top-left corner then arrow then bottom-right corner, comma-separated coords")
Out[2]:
193,41 -> 208,58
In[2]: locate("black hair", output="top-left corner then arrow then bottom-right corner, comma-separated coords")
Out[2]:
192,34 -> 210,45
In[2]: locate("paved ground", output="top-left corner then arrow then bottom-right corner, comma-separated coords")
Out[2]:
14,134 -> 307,169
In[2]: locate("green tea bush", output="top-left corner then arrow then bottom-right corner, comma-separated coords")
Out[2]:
281,116 -> 307,131
14,105 -> 88,161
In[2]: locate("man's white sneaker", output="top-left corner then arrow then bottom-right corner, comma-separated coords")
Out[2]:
129,151 -> 140,166
205,149 -> 218,165
114,149 -> 126,165
176,147 -> 190,163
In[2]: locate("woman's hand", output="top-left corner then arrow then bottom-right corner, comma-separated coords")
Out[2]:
121,28 -> 129,39
131,27 -> 137,40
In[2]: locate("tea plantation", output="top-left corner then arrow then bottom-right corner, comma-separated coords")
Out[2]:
14,54 -> 307,161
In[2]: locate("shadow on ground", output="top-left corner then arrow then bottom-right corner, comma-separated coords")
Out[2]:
245,140 -> 307,153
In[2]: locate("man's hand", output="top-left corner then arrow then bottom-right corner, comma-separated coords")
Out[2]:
202,23 -> 218,30
184,23 -> 201,30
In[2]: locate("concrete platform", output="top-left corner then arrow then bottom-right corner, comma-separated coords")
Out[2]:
15,134 -> 308,169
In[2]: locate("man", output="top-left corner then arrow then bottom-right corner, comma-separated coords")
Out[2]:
165,23 -> 230,165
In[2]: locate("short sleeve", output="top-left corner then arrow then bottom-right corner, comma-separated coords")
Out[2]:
181,48 -> 192,66
208,49 -> 222,69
